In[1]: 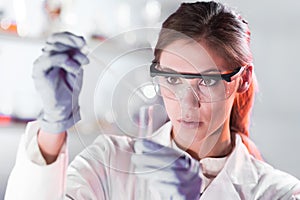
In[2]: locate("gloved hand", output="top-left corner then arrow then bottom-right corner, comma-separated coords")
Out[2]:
32,31 -> 89,134
132,139 -> 202,200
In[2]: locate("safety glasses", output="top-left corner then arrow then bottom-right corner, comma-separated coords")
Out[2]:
150,61 -> 246,102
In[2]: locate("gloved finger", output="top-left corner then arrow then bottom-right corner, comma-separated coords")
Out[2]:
33,53 -> 81,77
134,152 -> 201,182
134,166 -> 185,185
46,31 -> 86,49
43,43 -> 90,66
72,50 -> 89,65
131,153 -> 170,170
132,152 -> 189,171
135,168 -> 201,199
43,40 -> 89,66
65,68 -> 83,92
177,177 -> 202,200
135,161 -> 199,183
134,140 -> 190,165
134,139 -> 179,155
42,42 -> 72,52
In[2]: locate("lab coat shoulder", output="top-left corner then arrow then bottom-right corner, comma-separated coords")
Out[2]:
66,133 -> 137,200
249,157 -> 300,199
5,121 -> 68,200
202,134 -> 300,200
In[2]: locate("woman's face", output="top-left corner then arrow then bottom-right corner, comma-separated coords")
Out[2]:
159,39 -> 240,149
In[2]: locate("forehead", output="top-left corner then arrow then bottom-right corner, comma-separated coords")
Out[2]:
159,39 -> 228,73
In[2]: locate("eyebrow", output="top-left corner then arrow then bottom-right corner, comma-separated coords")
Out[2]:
160,66 -> 221,75
151,61 -> 244,82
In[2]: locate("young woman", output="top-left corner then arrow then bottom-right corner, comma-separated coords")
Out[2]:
5,1 -> 300,200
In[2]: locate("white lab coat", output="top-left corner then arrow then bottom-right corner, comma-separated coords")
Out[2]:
5,121 -> 300,200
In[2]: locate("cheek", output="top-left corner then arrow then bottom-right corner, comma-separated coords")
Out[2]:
163,98 -> 180,121
208,98 -> 235,131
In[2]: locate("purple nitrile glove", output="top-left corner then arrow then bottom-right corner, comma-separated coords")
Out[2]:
32,32 -> 89,134
132,139 -> 202,200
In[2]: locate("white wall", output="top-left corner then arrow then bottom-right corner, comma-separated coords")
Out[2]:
216,0 -> 300,179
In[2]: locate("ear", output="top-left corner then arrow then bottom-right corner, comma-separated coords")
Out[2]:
237,64 -> 253,93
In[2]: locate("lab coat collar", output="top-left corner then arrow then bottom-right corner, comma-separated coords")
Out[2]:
201,135 -> 259,199
152,122 -> 259,186
224,134 -> 259,185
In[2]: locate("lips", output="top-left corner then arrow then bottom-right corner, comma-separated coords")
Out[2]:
177,119 -> 203,129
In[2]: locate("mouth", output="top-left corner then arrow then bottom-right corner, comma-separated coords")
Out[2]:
177,119 -> 203,129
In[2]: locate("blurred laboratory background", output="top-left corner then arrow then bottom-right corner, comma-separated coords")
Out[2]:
0,0 -> 300,198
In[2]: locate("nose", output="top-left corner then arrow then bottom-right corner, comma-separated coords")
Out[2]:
180,85 -> 201,109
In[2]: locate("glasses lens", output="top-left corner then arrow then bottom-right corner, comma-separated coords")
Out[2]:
153,76 -> 237,102
196,76 -> 237,102
153,76 -> 186,99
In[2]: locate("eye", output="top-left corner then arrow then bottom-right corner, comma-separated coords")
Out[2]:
199,78 -> 218,87
165,76 -> 182,85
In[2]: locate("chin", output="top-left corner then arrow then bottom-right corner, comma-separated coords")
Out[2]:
172,122 -> 209,146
